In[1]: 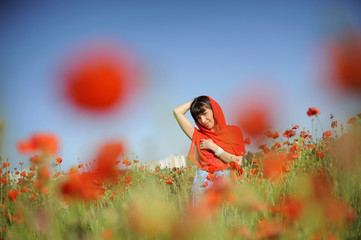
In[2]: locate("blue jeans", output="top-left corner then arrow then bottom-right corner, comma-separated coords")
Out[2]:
192,168 -> 230,207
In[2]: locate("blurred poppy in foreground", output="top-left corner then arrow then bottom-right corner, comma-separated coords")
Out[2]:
257,218 -> 283,239
178,177 -> 235,237
347,117 -> 357,125
17,133 -> 59,156
8,190 -> 19,202
92,142 -> 125,182
270,196 -> 303,224
262,153 -> 291,180
60,171 -> 100,202
227,83 -> 279,139
60,41 -> 143,112
327,31 -> 361,94
237,107 -> 272,138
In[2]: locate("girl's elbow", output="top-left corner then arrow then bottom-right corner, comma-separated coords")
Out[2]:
173,108 -> 180,116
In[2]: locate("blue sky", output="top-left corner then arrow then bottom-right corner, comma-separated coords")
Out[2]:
1,1 -> 360,170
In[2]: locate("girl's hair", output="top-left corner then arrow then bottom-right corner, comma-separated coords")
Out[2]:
190,95 -> 213,123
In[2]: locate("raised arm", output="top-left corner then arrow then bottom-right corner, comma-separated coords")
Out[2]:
173,100 -> 195,140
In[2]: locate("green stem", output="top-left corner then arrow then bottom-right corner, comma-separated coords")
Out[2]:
316,115 -> 324,134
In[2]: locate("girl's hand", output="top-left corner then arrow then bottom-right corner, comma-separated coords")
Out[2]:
200,139 -> 217,152
235,157 -> 243,166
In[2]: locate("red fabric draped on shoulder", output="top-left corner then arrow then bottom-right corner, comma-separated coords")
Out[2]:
187,96 -> 246,172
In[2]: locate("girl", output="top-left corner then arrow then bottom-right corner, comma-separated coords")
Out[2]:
173,95 -> 246,206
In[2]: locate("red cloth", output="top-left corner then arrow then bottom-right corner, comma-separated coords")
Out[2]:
187,96 -> 246,172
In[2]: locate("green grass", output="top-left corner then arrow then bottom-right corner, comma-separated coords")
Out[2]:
1,123 -> 361,240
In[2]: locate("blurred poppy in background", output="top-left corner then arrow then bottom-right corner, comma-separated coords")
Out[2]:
59,40 -> 144,113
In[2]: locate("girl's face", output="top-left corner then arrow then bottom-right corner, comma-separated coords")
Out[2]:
196,107 -> 217,131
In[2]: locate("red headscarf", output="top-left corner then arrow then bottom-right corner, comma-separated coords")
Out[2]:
187,96 -> 246,172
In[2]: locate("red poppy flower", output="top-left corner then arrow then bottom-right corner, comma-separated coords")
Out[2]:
17,133 -> 59,156
300,131 -> 308,138
30,155 -> 42,165
8,190 -> 19,202
271,132 -> 279,139
28,172 -> 35,178
32,134 -> 59,155
290,143 -> 301,153
262,154 -> 290,180
229,161 -> 243,175
307,108 -> 321,117
206,173 -> 215,181
56,157 -> 62,164
2,162 -> 10,168
60,171 -> 100,201
292,125 -> 299,130
237,108 -> 271,138
257,219 -> 283,239
282,130 -> 296,138
259,144 -> 267,150
93,142 -> 125,182
316,151 -> 324,159
282,197 -> 303,222
327,31 -> 361,94
122,158 -> 132,167
323,130 -> 332,139
165,177 -> 173,185
124,175 -> 132,185
331,121 -> 338,128
21,186 -> 30,193
265,130 -> 279,139
274,142 -> 281,148
17,141 -> 35,154
61,42 -> 142,112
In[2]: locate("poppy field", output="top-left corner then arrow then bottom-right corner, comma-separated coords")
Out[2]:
1,110 -> 361,240
1,14 -> 361,239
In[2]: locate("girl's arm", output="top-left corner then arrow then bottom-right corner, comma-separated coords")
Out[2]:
173,100 -> 195,140
200,139 -> 243,165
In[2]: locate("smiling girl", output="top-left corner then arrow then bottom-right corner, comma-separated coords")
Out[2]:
173,95 -> 246,206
